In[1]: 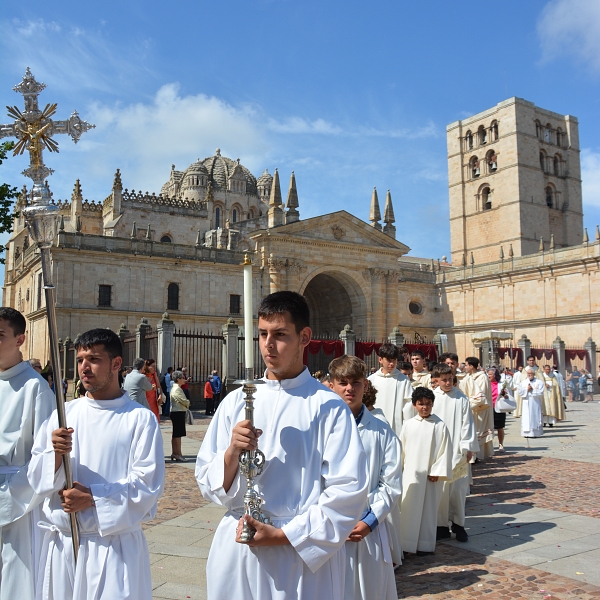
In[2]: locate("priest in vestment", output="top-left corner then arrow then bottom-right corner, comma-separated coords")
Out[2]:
410,350 -> 432,389
0,309 -> 55,600
196,292 -> 368,600
368,342 -> 414,437
462,358 -> 494,459
400,387 -> 452,555
28,330 -> 165,600
514,356 -> 544,417
541,364 -> 565,425
518,367 -> 544,438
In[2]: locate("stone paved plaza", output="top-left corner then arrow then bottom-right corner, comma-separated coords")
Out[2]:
148,400 -> 600,599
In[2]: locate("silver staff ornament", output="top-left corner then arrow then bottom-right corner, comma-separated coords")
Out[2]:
1,68 -> 96,562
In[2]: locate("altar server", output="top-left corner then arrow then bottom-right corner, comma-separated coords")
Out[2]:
28,329 -> 164,600
329,355 -> 401,600
0,308 -> 54,600
542,364 -> 565,426
462,357 -> 494,459
518,366 -> 545,438
196,292 -> 368,600
400,387 -> 452,555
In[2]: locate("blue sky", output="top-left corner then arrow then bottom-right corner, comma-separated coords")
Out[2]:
1,0 -> 600,278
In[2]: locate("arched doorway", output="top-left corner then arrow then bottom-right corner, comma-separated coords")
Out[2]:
302,271 -> 367,338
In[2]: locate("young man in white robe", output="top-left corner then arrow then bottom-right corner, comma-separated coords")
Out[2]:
518,367 -> 545,438
28,329 -> 165,600
400,387 -> 452,556
367,342 -> 413,437
410,350 -> 432,389
329,355 -> 401,600
196,292 -> 368,600
431,363 -> 478,543
542,364 -> 565,426
463,357 -> 494,459
0,308 -> 55,600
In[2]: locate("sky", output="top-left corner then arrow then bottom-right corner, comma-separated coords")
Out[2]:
1,0 -> 600,282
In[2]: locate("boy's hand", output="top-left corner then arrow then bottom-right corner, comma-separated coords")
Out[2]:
226,420 -> 263,460
347,521 -> 371,542
466,451 -> 473,461
235,515 -> 289,547
52,427 -> 73,455
428,475 -> 439,482
59,481 -> 94,513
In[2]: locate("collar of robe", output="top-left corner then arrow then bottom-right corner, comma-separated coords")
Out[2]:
0,359 -> 32,380
375,368 -> 400,378
262,366 -> 312,390
84,392 -> 131,409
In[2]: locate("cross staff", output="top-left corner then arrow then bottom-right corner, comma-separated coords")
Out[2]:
1,68 -> 95,563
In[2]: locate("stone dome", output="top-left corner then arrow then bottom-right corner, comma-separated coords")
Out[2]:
256,168 -> 273,187
184,159 -> 209,177
201,149 -> 257,195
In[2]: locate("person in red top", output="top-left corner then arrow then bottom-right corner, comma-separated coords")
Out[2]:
204,375 -> 215,416
142,358 -> 163,421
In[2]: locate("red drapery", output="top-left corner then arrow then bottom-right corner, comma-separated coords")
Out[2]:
530,348 -> 558,363
303,340 -> 344,365
404,344 -> 438,362
497,347 -> 523,368
565,349 -> 591,372
355,342 -> 381,360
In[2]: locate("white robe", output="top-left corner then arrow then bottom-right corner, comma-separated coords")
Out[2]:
195,368 -> 368,600
432,388 -> 478,528
0,361 -> 55,600
367,369 -> 413,437
411,370 -> 432,389
344,408 -> 401,600
518,379 -> 544,438
28,393 -> 165,600
400,414 -> 452,553
458,372 -> 494,459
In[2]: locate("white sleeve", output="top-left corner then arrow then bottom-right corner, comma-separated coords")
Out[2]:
459,399 -> 479,453
368,428 -> 402,523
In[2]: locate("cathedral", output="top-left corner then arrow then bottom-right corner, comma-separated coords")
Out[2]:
3,97 -> 598,375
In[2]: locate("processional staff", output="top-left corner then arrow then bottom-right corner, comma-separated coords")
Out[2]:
1,68 -> 96,562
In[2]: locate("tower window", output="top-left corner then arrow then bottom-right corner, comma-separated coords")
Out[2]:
482,187 -> 492,210
544,124 -> 552,143
232,209 -> 238,223
215,207 -> 221,229
98,285 -> 112,308
167,283 -> 179,310
539,151 -> 546,172
491,121 -> 499,141
487,150 -> 497,173
545,187 -> 553,208
229,294 -> 241,315
470,157 -> 480,178
478,126 -> 487,145
465,131 -> 473,151
553,156 -> 559,176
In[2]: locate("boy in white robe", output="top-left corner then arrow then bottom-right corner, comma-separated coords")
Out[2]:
0,308 -> 55,600
196,292 -> 368,600
430,363 -> 478,543
518,367 -> 544,438
400,387 -> 452,555
367,343 -> 413,437
28,329 -> 164,600
410,350 -> 432,389
329,355 -> 401,600
463,357 -> 494,459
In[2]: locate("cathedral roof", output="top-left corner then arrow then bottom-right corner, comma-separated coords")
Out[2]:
183,160 -> 209,177
200,149 -> 257,194
256,168 -> 273,187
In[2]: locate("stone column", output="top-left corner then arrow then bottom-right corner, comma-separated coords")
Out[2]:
118,323 -> 130,345
156,312 -> 175,376
369,269 -> 386,340
432,329 -> 448,358
517,334 -> 531,365
267,255 -> 285,294
339,325 -> 356,356
584,337 -> 597,381
388,326 -> 405,348
552,336 -> 566,376
222,318 -> 240,392
136,317 -> 151,358
480,340 -> 496,369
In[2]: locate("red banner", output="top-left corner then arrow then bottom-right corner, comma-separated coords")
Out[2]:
565,349 -> 591,371
497,347 -> 523,368
303,340 -> 344,365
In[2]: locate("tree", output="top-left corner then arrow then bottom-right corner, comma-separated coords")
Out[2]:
0,141 -> 19,264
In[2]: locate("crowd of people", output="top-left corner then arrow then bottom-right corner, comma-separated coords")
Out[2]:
0,294 -> 593,600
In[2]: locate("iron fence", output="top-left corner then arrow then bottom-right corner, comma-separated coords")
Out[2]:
122,335 -> 137,368
237,337 -> 263,379
173,328 -> 224,385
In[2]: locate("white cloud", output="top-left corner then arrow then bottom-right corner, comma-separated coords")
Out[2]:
582,148 -> 600,207
538,0 -> 600,72
267,117 -> 343,135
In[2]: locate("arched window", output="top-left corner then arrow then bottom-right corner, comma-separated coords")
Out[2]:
470,156 -> 480,178
248,207 -> 255,219
545,186 -> 553,208
539,151 -> 546,172
535,120 -> 542,139
486,150 -> 497,173
167,283 -> 179,311
482,187 -> 492,211
215,207 -> 221,229
556,127 -> 563,147
544,124 -> 552,143
478,125 -> 487,145
232,209 -> 238,223
465,130 -> 473,151
553,156 -> 560,176
491,120 -> 499,141
160,234 -> 172,243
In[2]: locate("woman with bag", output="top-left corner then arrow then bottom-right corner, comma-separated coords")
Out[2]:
169,370 -> 190,462
488,367 -> 513,452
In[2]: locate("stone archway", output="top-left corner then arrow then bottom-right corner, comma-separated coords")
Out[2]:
302,271 -> 368,338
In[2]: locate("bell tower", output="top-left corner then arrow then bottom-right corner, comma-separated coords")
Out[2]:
447,97 -> 583,265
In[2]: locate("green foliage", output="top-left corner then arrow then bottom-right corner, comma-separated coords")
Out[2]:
0,141 -> 19,264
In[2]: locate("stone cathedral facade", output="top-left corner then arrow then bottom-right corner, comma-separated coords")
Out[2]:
3,97 -> 599,373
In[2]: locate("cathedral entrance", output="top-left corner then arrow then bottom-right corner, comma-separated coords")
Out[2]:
302,271 -> 367,338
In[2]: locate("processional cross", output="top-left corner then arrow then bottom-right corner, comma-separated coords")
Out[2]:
1,68 -> 95,562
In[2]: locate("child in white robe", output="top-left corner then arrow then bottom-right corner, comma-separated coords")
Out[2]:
329,355 -> 401,600
400,387 -> 452,555
519,367 -> 545,438
28,329 -> 164,600
0,308 -> 55,600
430,363 -> 478,543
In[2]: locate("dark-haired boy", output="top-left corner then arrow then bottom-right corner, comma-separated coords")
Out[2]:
400,387 -> 452,555
28,328 -> 165,599
196,291 -> 367,600
431,363 -> 477,543
0,308 -> 54,600
410,350 -> 432,389
329,355 -> 401,600
368,343 -> 413,437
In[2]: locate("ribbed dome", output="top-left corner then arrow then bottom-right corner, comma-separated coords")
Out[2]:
184,160 -> 209,176
201,149 -> 257,195
256,168 -> 273,187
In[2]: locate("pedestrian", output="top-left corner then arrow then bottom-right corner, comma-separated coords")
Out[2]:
141,359 -> 163,421
204,375 -> 214,416
488,367 -> 507,451
565,369 -> 575,402
211,369 -> 222,411
584,371 -> 594,402
28,328 -> 164,600
578,369 -> 587,402
518,366 -> 544,438
28,357 -> 43,373
0,308 -> 55,600
410,350 -> 431,389
122,357 -> 153,410
169,370 -> 190,462
181,367 -> 191,399
195,291 -> 367,600
162,366 -> 173,416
